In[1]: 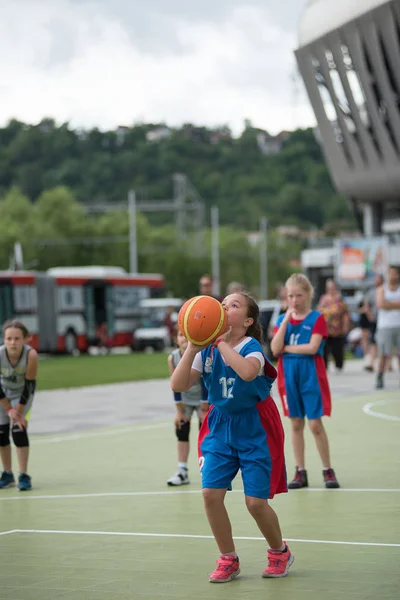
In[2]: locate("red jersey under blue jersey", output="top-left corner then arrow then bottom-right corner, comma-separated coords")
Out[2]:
274,310 -> 328,356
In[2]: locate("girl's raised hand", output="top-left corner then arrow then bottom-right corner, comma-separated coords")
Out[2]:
187,341 -> 210,353
214,326 -> 232,345
283,308 -> 295,322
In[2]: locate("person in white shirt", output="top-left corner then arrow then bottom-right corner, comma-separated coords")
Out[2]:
362,273 -> 384,372
375,266 -> 400,389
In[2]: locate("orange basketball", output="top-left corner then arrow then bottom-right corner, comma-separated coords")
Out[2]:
178,295 -> 227,345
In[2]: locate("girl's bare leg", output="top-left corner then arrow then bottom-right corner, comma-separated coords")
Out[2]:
203,488 -> 235,554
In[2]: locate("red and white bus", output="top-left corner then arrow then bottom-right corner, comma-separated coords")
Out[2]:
0,266 -> 165,354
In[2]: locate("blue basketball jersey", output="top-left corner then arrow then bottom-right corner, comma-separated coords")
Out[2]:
200,338 -> 275,413
275,310 -> 325,357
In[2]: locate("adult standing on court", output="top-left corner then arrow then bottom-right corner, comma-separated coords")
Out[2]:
199,274 -> 223,302
375,266 -> 400,389
362,273 -> 384,372
226,281 -> 246,295
317,280 -> 350,372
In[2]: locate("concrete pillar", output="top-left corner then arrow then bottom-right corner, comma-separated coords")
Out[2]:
363,204 -> 373,236
363,203 -> 382,236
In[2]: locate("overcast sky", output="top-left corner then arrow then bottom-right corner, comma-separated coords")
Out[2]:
0,0 -> 316,135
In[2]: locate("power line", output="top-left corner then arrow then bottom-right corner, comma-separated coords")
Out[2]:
31,236 -> 129,246
82,174 -> 205,240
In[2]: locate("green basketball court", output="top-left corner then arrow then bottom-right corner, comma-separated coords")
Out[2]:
0,391 -> 399,599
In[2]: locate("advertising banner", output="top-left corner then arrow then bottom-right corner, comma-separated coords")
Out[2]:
335,237 -> 389,287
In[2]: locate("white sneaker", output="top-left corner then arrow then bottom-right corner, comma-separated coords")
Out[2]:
167,469 -> 190,486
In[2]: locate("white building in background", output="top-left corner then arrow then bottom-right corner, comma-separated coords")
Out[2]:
146,126 -> 172,142
256,131 -> 290,155
295,0 -> 400,294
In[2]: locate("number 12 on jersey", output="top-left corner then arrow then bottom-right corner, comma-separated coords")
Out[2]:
219,377 -> 235,398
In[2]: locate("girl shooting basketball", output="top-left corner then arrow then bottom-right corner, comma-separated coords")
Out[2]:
171,292 -> 293,583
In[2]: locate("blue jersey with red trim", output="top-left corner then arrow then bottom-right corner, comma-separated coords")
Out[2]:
199,338 -> 276,414
275,310 -> 327,357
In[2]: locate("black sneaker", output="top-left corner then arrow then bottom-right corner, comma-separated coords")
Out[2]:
288,468 -> 308,489
323,468 -> 340,489
0,471 -> 15,489
18,473 -> 32,491
376,373 -> 384,389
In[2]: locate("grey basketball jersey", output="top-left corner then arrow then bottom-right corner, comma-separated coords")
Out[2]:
0,344 -> 31,402
171,348 -> 203,406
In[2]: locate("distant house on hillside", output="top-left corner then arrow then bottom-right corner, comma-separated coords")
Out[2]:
276,225 -> 325,241
210,126 -> 232,144
37,118 -> 55,133
146,126 -> 172,142
180,124 -> 209,143
246,231 -> 263,247
276,225 -> 302,238
116,126 -> 129,146
256,130 -> 290,155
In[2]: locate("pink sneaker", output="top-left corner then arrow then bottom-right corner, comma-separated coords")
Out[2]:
209,555 -> 240,583
262,543 -> 294,578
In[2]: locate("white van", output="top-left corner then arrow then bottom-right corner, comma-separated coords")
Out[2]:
133,298 -> 184,351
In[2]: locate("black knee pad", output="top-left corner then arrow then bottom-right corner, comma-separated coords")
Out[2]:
176,420 -> 190,442
0,423 -> 10,447
11,425 -> 29,448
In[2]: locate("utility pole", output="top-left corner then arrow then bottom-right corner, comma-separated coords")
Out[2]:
128,189 -> 138,274
260,216 -> 268,299
211,206 -> 220,298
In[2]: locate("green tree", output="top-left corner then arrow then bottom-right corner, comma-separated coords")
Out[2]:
0,187 -> 33,268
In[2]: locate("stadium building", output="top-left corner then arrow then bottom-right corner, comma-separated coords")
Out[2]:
295,0 -> 400,294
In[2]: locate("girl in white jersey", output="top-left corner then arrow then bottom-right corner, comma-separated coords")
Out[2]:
167,327 -> 208,486
0,320 -> 38,491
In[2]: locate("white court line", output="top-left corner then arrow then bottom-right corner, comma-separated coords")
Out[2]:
0,530 -> 18,536
8,529 -> 400,548
1,487 -> 400,502
363,399 -> 400,422
32,422 -> 169,444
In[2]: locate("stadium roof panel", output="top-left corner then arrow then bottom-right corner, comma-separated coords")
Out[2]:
298,0 -> 390,46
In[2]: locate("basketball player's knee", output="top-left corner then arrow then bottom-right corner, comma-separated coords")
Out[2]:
291,418 -> 304,433
308,419 -> 323,436
202,488 -> 223,508
176,420 -> 190,442
0,424 -> 10,447
11,425 -> 29,447
245,495 -> 266,518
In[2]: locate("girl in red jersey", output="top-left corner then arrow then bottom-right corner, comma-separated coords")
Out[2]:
271,274 -> 340,490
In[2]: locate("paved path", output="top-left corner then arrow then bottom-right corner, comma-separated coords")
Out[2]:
30,361 -> 399,436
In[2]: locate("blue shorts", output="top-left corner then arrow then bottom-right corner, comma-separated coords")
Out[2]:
277,355 -> 331,420
198,400 -> 287,500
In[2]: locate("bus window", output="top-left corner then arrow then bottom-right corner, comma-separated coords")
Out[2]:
0,283 -> 14,325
